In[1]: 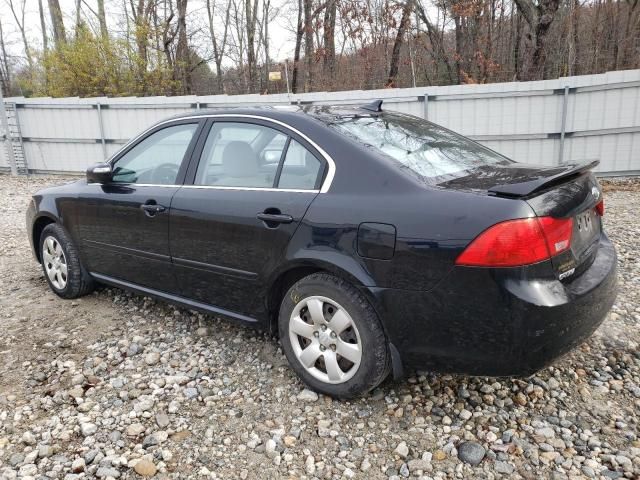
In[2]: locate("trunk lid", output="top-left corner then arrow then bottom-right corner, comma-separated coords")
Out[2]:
437,160 -> 599,198
439,161 -> 603,279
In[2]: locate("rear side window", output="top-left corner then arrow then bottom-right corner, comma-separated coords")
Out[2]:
278,140 -> 323,190
195,121 -> 324,190
324,112 -> 511,184
195,122 -> 287,188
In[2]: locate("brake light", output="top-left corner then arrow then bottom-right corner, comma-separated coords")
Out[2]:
456,216 -> 573,267
595,199 -> 604,216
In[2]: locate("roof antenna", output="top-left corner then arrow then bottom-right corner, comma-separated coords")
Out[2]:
360,99 -> 383,113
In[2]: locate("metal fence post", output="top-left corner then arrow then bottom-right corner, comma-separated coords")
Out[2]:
96,102 -> 107,161
423,94 -> 429,120
558,85 -> 570,164
0,88 -> 17,175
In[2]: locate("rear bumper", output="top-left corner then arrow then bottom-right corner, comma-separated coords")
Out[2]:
367,234 -> 617,377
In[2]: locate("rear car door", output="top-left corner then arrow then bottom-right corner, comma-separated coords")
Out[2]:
169,118 -> 326,320
77,119 -> 204,292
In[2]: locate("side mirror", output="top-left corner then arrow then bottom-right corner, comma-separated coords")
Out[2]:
86,163 -> 113,184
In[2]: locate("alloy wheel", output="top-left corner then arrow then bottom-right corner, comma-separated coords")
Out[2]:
288,295 -> 362,384
42,236 -> 68,290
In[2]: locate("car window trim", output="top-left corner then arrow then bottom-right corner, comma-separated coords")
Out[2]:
180,185 -> 319,193
272,137 -> 291,188
108,114 -> 335,193
87,183 -> 319,194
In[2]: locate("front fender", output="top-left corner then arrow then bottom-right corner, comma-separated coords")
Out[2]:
27,209 -> 61,262
27,183 -> 79,261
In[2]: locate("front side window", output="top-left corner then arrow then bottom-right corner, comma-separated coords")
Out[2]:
112,123 -> 198,185
320,111 -> 511,184
195,122 -> 287,188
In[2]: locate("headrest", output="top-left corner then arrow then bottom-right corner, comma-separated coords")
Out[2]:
222,141 -> 258,177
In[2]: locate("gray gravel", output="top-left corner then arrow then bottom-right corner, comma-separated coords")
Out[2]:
0,174 -> 639,479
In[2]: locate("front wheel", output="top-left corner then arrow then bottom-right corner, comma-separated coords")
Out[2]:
39,223 -> 94,299
279,273 -> 390,398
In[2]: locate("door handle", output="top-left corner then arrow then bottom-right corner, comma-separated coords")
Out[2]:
257,212 -> 293,225
141,203 -> 166,217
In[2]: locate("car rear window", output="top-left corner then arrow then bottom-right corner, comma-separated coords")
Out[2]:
324,112 -> 511,184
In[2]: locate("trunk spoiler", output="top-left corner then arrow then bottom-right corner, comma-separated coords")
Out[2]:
488,160 -> 599,198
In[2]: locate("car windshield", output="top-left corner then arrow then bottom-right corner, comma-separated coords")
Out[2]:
323,111 -> 512,184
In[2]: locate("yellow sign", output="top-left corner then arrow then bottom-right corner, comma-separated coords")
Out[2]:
268,71 -> 282,81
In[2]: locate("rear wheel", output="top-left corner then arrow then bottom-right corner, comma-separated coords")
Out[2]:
279,273 -> 390,398
39,223 -> 94,299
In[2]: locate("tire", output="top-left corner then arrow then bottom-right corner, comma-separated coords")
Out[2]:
279,273 -> 390,398
39,223 -> 94,299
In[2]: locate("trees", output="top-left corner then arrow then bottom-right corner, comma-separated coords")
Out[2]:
0,19 -> 10,95
387,0 -> 415,87
38,0 -> 48,53
291,0 -> 304,93
303,0 -> 313,92
96,0 -> 108,40
35,25 -> 175,97
48,0 -> 66,48
207,0 -> 231,92
0,0 -> 638,97
5,0 -> 33,70
322,0 -> 337,86
174,0 -> 191,93
513,0 -> 562,79
244,0 -> 259,91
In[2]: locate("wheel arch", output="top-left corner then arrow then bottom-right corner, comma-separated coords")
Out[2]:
32,214 -> 58,263
265,258 -> 374,334
266,258 -> 404,379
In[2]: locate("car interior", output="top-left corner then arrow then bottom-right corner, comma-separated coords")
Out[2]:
110,121 -> 325,190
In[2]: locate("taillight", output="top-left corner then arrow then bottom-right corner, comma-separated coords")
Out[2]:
455,216 -> 573,267
595,199 -> 604,216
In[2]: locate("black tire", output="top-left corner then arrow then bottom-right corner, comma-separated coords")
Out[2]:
39,223 -> 94,299
279,273 -> 390,398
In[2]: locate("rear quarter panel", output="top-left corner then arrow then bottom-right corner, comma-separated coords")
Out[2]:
291,187 -> 537,291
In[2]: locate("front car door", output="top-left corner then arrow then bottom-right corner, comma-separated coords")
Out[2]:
76,119 -> 204,292
169,118 -> 327,321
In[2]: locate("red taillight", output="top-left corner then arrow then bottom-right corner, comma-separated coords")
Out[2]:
595,199 -> 604,216
456,216 -> 573,267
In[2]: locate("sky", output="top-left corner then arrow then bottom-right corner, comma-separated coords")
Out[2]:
0,0 -> 297,67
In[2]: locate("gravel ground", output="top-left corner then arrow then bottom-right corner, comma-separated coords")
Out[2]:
0,174 -> 639,480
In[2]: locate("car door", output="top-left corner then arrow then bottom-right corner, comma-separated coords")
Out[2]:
169,118 -> 326,320
76,119 -> 204,292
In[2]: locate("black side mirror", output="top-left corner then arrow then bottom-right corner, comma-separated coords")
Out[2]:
86,163 -> 113,184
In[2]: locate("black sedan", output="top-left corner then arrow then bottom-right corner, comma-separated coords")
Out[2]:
26,101 -> 617,398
